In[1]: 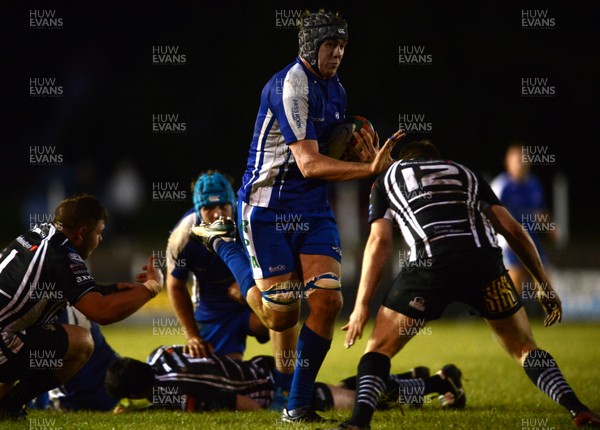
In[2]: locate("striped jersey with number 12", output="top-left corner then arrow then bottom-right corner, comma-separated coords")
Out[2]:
369,159 -> 503,261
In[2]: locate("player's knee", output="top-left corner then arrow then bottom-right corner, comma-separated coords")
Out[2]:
66,325 -> 94,364
304,272 -> 342,298
516,342 -> 538,364
304,273 -> 342,313
260,280 -> 302,313
308,288 -> 343,320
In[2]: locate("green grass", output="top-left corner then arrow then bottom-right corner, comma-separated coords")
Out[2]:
14,319 -> 600,430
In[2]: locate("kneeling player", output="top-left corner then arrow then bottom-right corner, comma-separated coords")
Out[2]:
0,194 -> 163,420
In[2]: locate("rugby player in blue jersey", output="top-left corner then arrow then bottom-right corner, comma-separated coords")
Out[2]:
195,10 -> 404,423
491,143 -> 557,299
166,171 -> 268,360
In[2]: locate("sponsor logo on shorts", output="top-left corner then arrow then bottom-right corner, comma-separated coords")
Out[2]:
408,296 -> 426,312
269,264 -> 286,273
331,246 -> 342,257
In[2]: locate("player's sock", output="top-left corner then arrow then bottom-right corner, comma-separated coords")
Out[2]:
273,368 -> 293,392
0,371 -> 59,411
392,370 -> 415,380
214,241 -> 255,298
349,352 -> 391,427
523,349 -> 589,416
389,373 -> 446,394
286,324 -> 331,414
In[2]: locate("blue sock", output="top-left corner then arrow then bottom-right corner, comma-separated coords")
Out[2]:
287,324 -> 331,413
215,240 -> 255,298
273,369 -> 293,392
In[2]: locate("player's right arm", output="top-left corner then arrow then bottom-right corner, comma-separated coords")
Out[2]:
277,67 -> 404,182
484,204 -> 562,326
166,273 -> 213,358
342,218 -> 394,348
289,130 -> 404,182
74,255 -> 163,325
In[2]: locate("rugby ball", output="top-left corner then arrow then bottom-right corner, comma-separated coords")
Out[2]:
325,116 -> 376,162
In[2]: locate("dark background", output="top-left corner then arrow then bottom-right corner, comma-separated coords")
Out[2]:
2,2 -> 599,291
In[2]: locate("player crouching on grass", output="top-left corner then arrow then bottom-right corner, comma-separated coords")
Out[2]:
104,344 -> 463,414
330,141 -> 600,429
0,194 -> 164,420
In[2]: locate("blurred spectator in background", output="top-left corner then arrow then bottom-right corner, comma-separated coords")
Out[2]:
104,159 -> 145,239
491,143 -> 558,301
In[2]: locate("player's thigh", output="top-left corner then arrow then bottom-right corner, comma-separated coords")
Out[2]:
366,306 -> 421,358
297,207 -> 343,283
238,202 -> 297,280
0,324 -> 76,382
296,210 -> 344,314
486,307 -> 537,363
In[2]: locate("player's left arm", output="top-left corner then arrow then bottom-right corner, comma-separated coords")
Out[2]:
342,217 -> 394,347
484,204 -> 562,326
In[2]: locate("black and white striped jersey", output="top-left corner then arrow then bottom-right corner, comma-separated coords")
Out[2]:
0,223 -> 99,334
369,159 -> 502,260
148,345 -> 275,409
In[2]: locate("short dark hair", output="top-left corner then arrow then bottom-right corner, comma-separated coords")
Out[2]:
398,140 -> 441,161
54,194 -> 108,231
105,357 -> 155,399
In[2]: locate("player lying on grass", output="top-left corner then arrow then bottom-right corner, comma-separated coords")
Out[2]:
330,140 -> 600,430
0,194 -> 163,421
104,344 -> 465,413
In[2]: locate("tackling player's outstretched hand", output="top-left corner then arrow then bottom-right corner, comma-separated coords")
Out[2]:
341,304 -> 370,349
184,336 -> 214,358
536,282 -> 563,326
136,255 -> 164,284
369,130 -> 406,175
136,255 -> 164,298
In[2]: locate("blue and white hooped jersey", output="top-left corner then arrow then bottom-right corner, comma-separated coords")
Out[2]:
239,57 -> 347,211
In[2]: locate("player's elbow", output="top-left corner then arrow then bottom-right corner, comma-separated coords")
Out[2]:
84,302 -> 127,325
368,232 -> 393,252
296,156 -> 320,179
87,313 -> 113,326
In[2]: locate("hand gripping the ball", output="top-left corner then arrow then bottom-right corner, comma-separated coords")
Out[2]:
368,129 -> 406,175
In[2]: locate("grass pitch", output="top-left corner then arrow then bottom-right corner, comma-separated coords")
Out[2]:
16,318 -> 600,430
